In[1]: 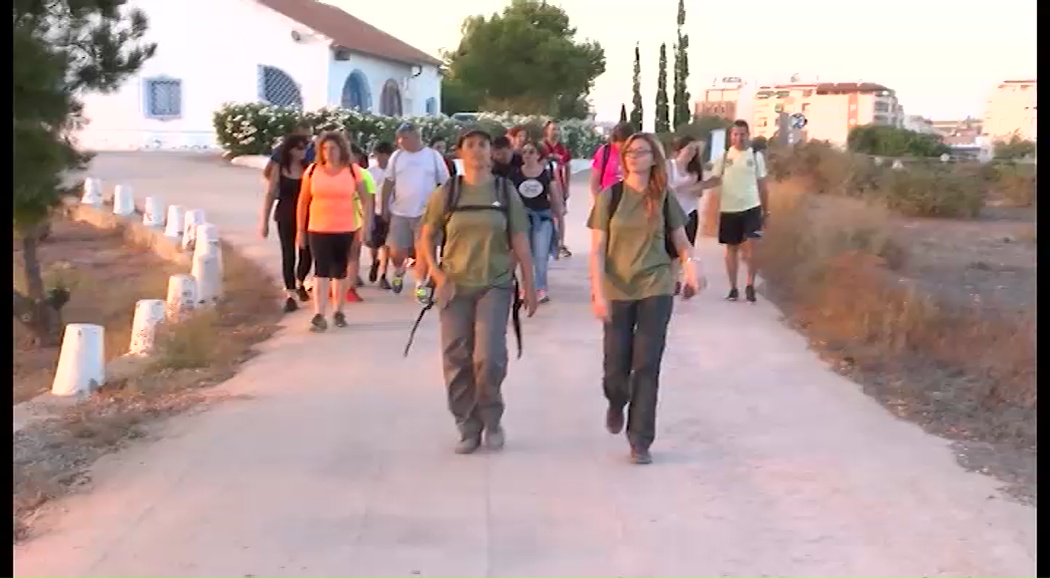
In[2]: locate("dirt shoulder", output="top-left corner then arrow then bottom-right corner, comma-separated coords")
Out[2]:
759,180 -> 1036,505
13,217 -> 282,542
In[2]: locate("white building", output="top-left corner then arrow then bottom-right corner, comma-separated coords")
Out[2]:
76,0 -> 443,151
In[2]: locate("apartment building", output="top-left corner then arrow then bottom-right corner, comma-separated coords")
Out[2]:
982,79 -> 1037,141
694,86 -> 741,120
930,118 -> 983,146
751,82 -> 902,145
903,115 -> 936,134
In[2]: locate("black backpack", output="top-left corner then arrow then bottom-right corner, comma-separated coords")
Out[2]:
440,175 -> 524,358
605,182 -> 679,260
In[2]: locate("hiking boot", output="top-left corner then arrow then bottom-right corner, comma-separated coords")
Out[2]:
606,405 -> 625,434
726,287 -> 739,301
368,261 -> 380,284
629,446 -> 653,465
455,435 -> 482,455
484,426 -> 505,451
296,285 -> 311,302
283,296 -> 298,313
391,273 -> 404,294
309,314 -> 327,332
378,276 -> 392,290
345,288 -> 363,303
559,245 -> 572,258
745,284 -> 757,303
333,311 -> 348,328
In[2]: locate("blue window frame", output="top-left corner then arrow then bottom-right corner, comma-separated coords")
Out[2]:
143,76 -> 182,120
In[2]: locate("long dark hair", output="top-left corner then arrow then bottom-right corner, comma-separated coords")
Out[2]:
672,135 -> 703,177
277,134 -> 310,172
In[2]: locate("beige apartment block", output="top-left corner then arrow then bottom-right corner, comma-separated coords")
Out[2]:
751,82 -> 901,145
983,79 -> 1037,141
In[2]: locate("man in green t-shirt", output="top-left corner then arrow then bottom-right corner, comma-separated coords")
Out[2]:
418,128 -> 538,455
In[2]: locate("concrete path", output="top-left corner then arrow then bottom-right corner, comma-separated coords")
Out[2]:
15,153 -> 1035,577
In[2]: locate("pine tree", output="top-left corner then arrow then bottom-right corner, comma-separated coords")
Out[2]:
619,103 -> 628,123
14,0 -> 155,345
630,44 -> 643,131
672,0 -> 692,129
655,43 -> 670,133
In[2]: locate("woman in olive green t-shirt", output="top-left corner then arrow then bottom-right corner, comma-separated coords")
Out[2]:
586,132 -> 707,465
418,129 -> 538,456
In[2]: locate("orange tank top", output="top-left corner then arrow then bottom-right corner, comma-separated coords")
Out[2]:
301,165 -> 359,233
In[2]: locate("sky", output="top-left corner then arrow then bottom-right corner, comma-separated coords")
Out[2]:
330,0 -> 1037,124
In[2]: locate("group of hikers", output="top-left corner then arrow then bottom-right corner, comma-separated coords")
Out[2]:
258,117 -> 769,464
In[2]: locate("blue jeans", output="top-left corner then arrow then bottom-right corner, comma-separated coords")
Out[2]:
526,209 -> 554,292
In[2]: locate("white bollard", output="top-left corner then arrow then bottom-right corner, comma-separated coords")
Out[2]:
182,209 -> 206,251
51,323 -> 106,397
191,251 -> 223,305
113,185 -> 135,216
164,204 -> 186,239
165,274 -> 198,321
143,196 -> 165,228
194,223 -> 223,274
128,299 -> 166,356
81,178 -> 102,207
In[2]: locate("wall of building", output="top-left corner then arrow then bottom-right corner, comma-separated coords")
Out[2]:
983,80 -> 1037,141
326,56 -> 441,117
75,0 -> 332,151
750,83 -> 902,145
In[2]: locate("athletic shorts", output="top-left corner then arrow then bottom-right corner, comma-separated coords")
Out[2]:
367,215 -> 390,250
718,206 -> 763,246
389,215 -> 421,253
665,210 -> 699,255
309,231 -> 355,279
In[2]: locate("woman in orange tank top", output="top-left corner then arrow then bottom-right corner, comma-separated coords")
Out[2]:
296,132 -> 373,332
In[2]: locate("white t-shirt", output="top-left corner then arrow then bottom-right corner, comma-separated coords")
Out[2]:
367,164 -> 386,215
711,147 -> 767,213
385,147 -> 451,218
666,160 -> 700,215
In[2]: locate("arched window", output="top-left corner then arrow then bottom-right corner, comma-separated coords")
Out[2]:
340,70 -> 371,111
425,97 -> 437,116
380,79 -> 402,117
258,65 -> 303,109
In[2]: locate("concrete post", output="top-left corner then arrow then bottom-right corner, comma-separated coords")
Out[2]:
81,178 -> 103,207
143,196 -> 165,228
182,209 -> 206,252
165,274 -> 198,321
164,205 -> 186,239
51,323 -> 106,397
113,185 -> 135,216
191,251 -> 222,305
128,299 -> 166,356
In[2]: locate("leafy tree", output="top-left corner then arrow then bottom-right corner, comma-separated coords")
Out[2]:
444,0 -> 605,118
13,0 -> 155,346
654,43 -> 670,133
440,74 -> 481,115
630,44 -> 643,131
847,125 -> 950,158
619,103 -> 628,123
993,133 -> 1037,160
672,0 -> 691,129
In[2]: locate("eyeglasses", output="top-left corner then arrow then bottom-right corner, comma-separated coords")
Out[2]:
624,148 -> 653,158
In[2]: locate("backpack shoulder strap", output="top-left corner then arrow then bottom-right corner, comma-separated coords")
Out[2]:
305,163 -> 317,179
443,175 -> 462,221
605,181 -> 624,232
599,143 -> 612,176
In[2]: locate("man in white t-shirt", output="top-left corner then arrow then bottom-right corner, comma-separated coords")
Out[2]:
381,122 -> 451,295
701,119 -> 769,303
366,141 -> 395,289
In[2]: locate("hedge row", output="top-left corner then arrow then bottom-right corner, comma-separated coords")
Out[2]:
212,103 -> 605,159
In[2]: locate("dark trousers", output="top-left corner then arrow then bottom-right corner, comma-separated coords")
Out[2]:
602,295 -> 674,449
275,216 -> 311,290
439,285 -> 513,439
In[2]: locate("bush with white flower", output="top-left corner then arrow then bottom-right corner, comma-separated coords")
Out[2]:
212,102 -> 603,159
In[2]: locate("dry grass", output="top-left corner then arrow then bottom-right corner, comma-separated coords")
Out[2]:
13,218 -> 181,403
14,239 -> 282,542
758,178 -> 1036,500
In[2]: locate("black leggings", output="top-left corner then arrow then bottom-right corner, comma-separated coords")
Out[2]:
275,216 -> 311,290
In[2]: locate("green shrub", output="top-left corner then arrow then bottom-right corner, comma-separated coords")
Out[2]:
212,103 -> 605,158
876,166 -> 985,218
